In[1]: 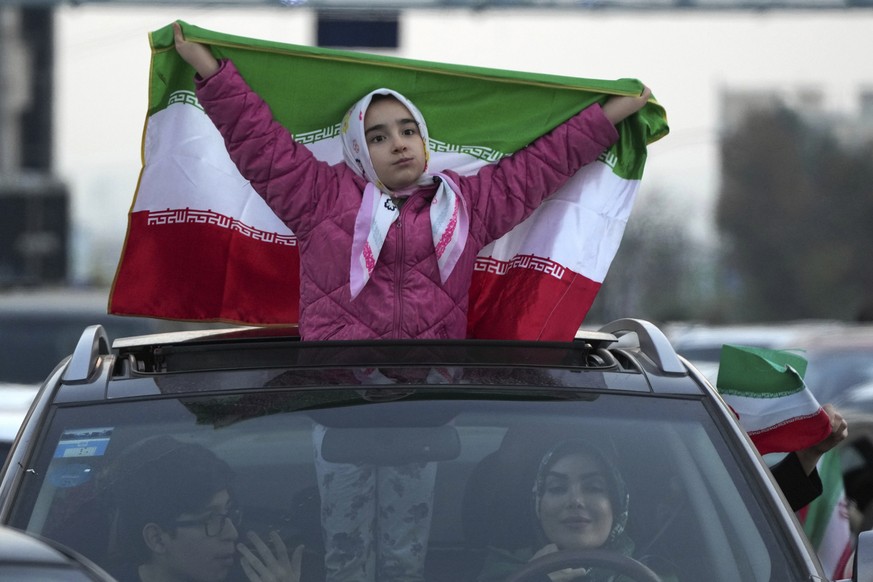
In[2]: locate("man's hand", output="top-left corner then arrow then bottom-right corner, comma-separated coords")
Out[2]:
238,530 -> 303,582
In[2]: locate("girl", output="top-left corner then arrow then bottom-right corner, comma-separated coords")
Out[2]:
172,23 -> 651,342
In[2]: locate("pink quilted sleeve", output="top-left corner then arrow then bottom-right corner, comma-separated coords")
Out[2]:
195,60 -> 345,236
458,104 -> 619,245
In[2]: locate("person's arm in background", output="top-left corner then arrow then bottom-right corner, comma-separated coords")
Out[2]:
772,404 -> 848,511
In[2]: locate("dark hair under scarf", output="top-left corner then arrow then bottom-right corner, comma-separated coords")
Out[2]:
532,439 -> 635,580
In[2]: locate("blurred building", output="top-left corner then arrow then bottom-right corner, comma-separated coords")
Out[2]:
0,5 -> 68,286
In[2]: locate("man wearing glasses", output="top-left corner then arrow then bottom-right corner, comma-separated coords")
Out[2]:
109,436 -> 301,582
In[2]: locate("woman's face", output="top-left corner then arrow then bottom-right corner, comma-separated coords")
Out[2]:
538,452 -> 614,551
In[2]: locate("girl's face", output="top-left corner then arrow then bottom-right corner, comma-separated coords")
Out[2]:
363,97 -> 427,191
538,452 -> 614,551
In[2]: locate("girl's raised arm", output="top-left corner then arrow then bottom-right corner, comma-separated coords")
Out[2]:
602,85 -> 652,125
173,22 -> 220,79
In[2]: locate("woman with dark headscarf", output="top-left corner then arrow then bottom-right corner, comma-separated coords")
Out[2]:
477,439 -> 661,582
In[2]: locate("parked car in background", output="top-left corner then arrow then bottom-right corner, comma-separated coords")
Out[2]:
1,319 -> 867,581
839,381 -> 873,415
666,321 -> 843,385
790,327 -> 873,406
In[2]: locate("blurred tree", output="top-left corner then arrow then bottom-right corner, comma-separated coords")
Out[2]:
717,105 -> 873,321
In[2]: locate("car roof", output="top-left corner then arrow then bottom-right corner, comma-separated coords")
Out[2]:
48,319 -> 703,402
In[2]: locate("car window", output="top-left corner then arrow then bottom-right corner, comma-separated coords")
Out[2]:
7,385 -> 806,582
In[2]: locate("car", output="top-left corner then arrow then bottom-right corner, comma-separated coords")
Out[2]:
838,381 -> 873,415
0,523 -> 117,581
665,321 -> 844,385
788,326 -> 873,406
0,318 -> 870,582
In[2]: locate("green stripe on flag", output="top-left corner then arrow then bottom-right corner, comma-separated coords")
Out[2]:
717,344 -> 809,397
802,450 -> 845,548
148,21 -> 668,181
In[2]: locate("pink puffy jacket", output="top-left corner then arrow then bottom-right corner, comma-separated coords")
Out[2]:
196,60 -> 618,341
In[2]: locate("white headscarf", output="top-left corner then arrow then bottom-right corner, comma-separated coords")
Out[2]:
341,88 -> 469,299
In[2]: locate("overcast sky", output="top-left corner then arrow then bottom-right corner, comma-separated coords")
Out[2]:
54,5 -> 873,280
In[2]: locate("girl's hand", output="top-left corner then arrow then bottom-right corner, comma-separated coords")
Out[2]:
173,22 -> 219,79
602,85 -> 653,125
238,530 -> 303,582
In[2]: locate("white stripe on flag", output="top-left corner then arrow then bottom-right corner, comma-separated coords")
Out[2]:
480,162 -> 638,281
137,104 -> 292,235
815,494 -> 851,577
722,389 -> 823,434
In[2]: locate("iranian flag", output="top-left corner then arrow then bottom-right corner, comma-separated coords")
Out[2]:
717,345 -> 851,577
797,450 -> 854,580
109,22 -> 668,339
716,344 -> 831,455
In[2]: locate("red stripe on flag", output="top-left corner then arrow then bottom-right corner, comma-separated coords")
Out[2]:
467,263 -> 600,341
834,538 -> 854,580
110,212 -> 299,324
747,408 -> 832,455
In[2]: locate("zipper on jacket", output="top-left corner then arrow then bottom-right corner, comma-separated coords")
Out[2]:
391,187 -> 430,337
393,204 -> 405,337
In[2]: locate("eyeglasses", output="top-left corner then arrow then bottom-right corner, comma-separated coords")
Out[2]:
175,507 -> 243,537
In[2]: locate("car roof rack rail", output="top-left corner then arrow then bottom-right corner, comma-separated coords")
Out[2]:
62,325 -> 111,385
598,318 -> 686,375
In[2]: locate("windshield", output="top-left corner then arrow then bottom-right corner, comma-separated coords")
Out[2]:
9,389 -> 805,582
